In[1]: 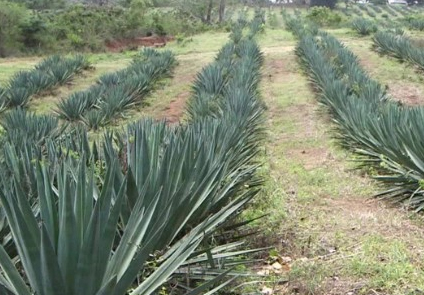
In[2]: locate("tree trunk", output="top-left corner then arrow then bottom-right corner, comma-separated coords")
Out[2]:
218,0 -> 225,23
206,0 -> 213,23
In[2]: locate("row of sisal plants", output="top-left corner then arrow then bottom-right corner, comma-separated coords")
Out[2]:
0,13 -> 266,295
351,6 -> 364,17
388,5 -> 407,17
57,48 -> 176,130
380,5 -> 398,17
0,55 -> 90,110
368,5 -> 383,14
372,30 -> 424,71
285,16 -> 424,211
357,4 -> 376,18
406,17 -> 424,31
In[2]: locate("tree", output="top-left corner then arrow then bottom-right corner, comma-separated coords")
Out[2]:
219,0 -> 225,23
174,0 -> 228,24
0,1 -> 28,57
310,0 -> 337,9
8,0 -> 65,9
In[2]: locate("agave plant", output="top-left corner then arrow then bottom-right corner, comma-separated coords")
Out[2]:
382,5 -> 399,17
283,15 -> 319,38
408,18 -> 424,31
98,72 -> 121,86
8,71 -> 32,89
56,88 -> 100,121
82,110 -> 105,130
249,10 -> 266,37
35,55 -> 88,86
1,108 -> 66,146
390,5 -> 408,16
216,42 -> 236,63
98,87 -> 135,123
192,64 -> 228,98
68,54 -> 91,72
137,47 -> 162,60
351,18 -> 377,36
284,17 -> 307,37
229,25 -> 244,44
0,88 -> 8,112
122,74 -> 151,98
5,87 -> 32,108
49,64 -> 75,85
367,10 -> 376,18
351,6 -> 363,16
35,55 -> 64,71
340,8 -> 352,17
369,5 -> 382,13
28,71 -> 55,92
389,27 -> 405,36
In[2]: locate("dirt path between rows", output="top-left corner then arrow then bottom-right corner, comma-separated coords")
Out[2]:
260,45 -> 424,295
139,54 -> 214,124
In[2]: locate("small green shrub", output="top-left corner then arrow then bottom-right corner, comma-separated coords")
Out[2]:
306,7 -> 342,27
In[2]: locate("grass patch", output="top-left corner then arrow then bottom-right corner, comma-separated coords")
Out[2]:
0,58 -> 41,85
348,235 -> 424,293
257,29 -> 297,49
165,31 -> 230,55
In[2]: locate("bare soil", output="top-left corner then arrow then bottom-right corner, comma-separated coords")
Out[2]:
159,92 -> 189,124
388,83 -> 424,106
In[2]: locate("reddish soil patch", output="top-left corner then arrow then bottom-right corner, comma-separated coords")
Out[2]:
388,83 -> 424,106
268,58 -> 292,75
357,55 -> 377,74
160,92 -> 189,124
106,35 -> 174,52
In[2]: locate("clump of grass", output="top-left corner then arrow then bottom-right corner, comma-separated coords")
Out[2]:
348,235 -> 424,292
